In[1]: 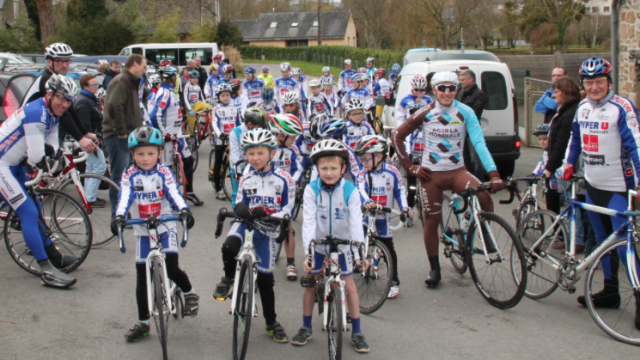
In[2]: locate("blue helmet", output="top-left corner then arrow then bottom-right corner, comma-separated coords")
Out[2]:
188,70 -> 199,78
128,126 -> 163,149
391,64 -> 401,73
159,66 -> 178,79
261,86 -> 274,102
319,118 -> 347,138
244,66 -> 256,74
579,56 -> 612,79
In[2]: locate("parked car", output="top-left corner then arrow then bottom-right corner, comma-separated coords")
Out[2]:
18,53 -> 46,64
403,49 -> 500,66
0,72 -> 36,122
70,55 -> 129,65
0,53 -> 34,70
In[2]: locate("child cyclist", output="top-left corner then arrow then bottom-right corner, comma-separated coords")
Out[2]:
321,77 -> 339,116
344,99 -> 374,150
319,66 -> 334,84
210,83 -> 241,200
314,117 -> 362,182
282,91 -> 307,123
204,63 -> 220,99
307,79 -> 333,118
113,126 -> 197,342
291,139 -> 370,353
355,135 -> 412,299
256,86 -> 281,117
213,128 -> 294,343
183,69 -> 205,135
269,114 -> 304,280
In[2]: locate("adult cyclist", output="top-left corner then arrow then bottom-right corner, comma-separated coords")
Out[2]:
338,59 -> 357,98
391,71 -> 505,287
1,74 -> 79,288
242,66 -> 265,106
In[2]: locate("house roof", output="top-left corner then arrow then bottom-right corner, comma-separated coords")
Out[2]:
231,10 -> 351,41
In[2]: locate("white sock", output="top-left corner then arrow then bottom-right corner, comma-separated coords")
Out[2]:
184,288 -> 195,295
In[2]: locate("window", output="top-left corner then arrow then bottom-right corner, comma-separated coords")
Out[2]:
178,48 -> 213,66
312,20 -> 318,27
592,6 -> 599,13
480,71 -> 508,110
604,6 -> 610,12
270,22 -> 277,28
286,40 -> 298,47
299,40 -> 308,47
291,22 -> 299,27
132,47 -> 143,55
145,49 -> 178,65
121,48 -> 130,56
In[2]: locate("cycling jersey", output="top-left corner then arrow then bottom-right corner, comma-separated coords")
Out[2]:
533,150 -> 558,190
365,67 -> 377,82
212,102 -> 241,145
322,91 -> 340,114
149,84 -> 183,136
115,164 -> 188,237
147,88 -> 158,113
255,100 -> 281,116
409,126 -> 425,158
307,93 -> 333,118
344,120 -> 374,149
237,165 -> 295,219
372,78 -> 390,97
274,77 -> 301,105
271,145 -> 302,183
356,161 -> 409,219
204,75 -> 219,97
295,123 -> 316,156
389,72 -> 399,90
139,78 -> 151,127
183,83 -> 204,110
297,75 -> 308,100
338,69 -> 357,93
566,91 -> 640,191
395,94 -> 433,127
320,74 -> 335,85
242,78 -> 265,104
341,88 -> 372,110
302,178 -> 365,257
231,95 -> 248,119
257,74 -> 274,88
229,124 -> 248,170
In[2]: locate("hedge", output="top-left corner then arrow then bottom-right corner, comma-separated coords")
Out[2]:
238,45 -> 405,72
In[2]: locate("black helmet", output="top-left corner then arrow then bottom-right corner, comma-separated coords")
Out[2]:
532,124 -> 549,136
244,107 -> 268,129
128,126 -> 163,149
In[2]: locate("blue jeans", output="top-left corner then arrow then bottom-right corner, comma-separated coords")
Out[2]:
105,135 -> 132,217
84,148 -> 106,202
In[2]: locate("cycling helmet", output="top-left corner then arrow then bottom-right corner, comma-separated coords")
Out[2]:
309,113 -> 329,141
391,64 -> 401,73
344,59 -> 352,66
579,56 -> 612,79
244,107 -> 268,129
45,43 -> 73,59
241,128 -> 277,150
159,66 -> 178,79
261,65 -> 270,72
228,79 -> 241,93
366,57 -> 375,64
282,91 -> 300,105
319,118 -> 347,138
269,114 -> 303,136
322,66 -> 330,72
128,126 -> 163,149
210,63 -> 219,71
189,70 -> 199,78
216,83 -> 232,97
410,74 -> 428,90
280,62 -> 291,71
261,87 -> 275,102
352,73 -> 367,83
213,54 -> 223,61
375,68 -> 386,76
310,139 -> 350,165
95,88 -> 106,101
309,79 -> 320,88
532,124 -> 550,136
291,67 -> 301,75
46,74 -> 77,99
222,64 -> 233,74
357,67 -> 367,74
149,74 -> 161,84
321,77 -> 333,86
159,58 -> 172,66
430,71 -> 459,86
354,135 -> 388,156
345,99 -> 364,113
244,66 -> 256,74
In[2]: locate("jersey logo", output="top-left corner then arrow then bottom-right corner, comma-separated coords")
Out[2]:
138,203 -> 161,218
583,134 -> 599,152
371,195 -> 388,206
413,143 -> 424,152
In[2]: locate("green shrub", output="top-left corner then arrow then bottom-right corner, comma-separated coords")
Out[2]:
0,17 -> 42,53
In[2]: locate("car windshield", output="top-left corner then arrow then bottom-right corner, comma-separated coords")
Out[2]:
14,55 -> 34,64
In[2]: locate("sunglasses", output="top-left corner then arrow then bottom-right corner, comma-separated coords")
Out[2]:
436,85 -> 458,92
53,59 -> 71,64
349,111 -> 365,117
53,92 -> 74,104
284,104 -> 296,108
413,89 -> 425,93
86,84 -> 100,87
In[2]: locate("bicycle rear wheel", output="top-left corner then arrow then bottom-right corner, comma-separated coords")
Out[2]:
209,149 -> 216,191
222,159 -> 232,202
466,212 -> 526,309
327,283 -> 343,360
356,239 -> 393,314
516,210 -> 564,299
4,189 -> 93,276
191,144 -> 200,172
153,259 -> 170,360
292,176 -> 308,221
439,193 -> 467,274
274,242 -> 284,264
233,256 -> 253,360
515,199 -> 537,230
171,284 -> 184,319
172,156 -> 188,199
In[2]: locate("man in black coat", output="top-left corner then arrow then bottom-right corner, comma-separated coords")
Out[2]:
458,69 -> 487,180
195,56 -> 208,90
103,59 -> 121,90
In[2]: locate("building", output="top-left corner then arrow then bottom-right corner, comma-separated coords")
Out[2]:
585,0 -> 613,14
619,1 -> 640,103
231,10 -> 357,47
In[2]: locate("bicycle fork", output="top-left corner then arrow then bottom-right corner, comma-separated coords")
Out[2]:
469,197 -> 504,264
146,253 -> 172,317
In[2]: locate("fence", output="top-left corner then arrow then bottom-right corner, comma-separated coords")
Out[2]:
523,77 -> 554,148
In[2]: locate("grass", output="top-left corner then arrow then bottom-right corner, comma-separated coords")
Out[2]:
241,59 -> 341,80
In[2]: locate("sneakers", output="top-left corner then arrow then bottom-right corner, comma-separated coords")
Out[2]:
287,264 -> 298,281
187,193 -> 204,206
578,279 -> 620,308
88,198 -> 106,208
406,213 -> 413,228
213,277 -> 234,300
124,322 -> 150,342
291,327 -> 313,346
265,321 -> 289,343
38,260 -> 76,288
388,283 -> 399,299
424,269 -> 441,287
184,293 -> 199,316
216,190 -> 227,200
351,333 -> 370,353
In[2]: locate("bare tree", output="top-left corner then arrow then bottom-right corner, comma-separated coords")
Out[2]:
466,0 -> 498,50
407,0 -> 482,49
343,0 -> 389,49
34,0 -> 54,45
500,1 -> 520,48
520,0 -> 586,53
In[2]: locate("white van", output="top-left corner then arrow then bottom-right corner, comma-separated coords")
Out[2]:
385,60 -> 521,177
118,43 -> 221,67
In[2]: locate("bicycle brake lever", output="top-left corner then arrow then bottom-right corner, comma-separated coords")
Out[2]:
180,218 -> 188,247
118,226 -> 126,254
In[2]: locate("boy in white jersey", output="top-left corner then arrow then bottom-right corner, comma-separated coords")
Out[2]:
344,99 -> 374,149
307,79 -> 333,118
211,83 -> 241,200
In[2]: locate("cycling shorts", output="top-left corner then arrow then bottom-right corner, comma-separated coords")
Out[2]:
0,166 -> 30,210
161,139 -> 192,166
135,230 -> 179,264
308,249 -> 353,277
228,221 -> 277,274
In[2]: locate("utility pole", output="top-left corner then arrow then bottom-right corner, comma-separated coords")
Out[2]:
317,0 -> 322,46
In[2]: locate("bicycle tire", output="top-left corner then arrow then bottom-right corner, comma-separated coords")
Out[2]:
209,149 -> 216,191
292,175 -> 309,221
515,198 -> 537,230
327,283 -> 343,360
274,242 -> 284,264
58,174 -> 120,248
466,212 -> 526,309
222,159 -> 232,202
4,188 -> 93,276
153,260 -> 169,360
171,285 -> 184,319
439,193 -> 467,274
233,256 -> 253,360
356,239 -> 393,314
516,209 -> 564,299
192,144 -> 200,172
173,156 -> 188,199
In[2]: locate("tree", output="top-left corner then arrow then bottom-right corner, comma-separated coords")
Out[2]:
0,16 -> 42,52
406,0 -> 483,49
467,0 -> 498,50
188,23 -> 218,43
25,0 -> 54,46
500,1 -> 520,48
217,20 -> 243,48
520,0 -> 586,52
343,0 -> 389,49
66,0 -> 108,22
529,22 -> 558,53
578,14 -> 611,48
151,7 -> 182,43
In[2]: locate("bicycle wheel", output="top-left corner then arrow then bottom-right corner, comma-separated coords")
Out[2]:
515,199 -> 537,230
466,212 -> 526,309
222,159 -> 232,202
516,210 -> 565,299
58,174 -> 120,248
4,189 -> 93,276
153,260 -> 169,360
292,175 -> 308,221
191,144 -> 200,172
439,193 -> 467,274
172,156 -> 188,199
171,285 -> 184,319
356,238 -> 393,314
327,283 -> 343,360
209,148 -> 216,191
274,242 -> 284,264
585,239 -> 640,346
233,256 -> 253,360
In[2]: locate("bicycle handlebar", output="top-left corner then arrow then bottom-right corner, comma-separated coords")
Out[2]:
214,207 -> 290,243
25,168 -> 44,186
118,214 -> 189,254
361,204 -> 406,222
307,236 -> 365,270
498,182 -> 520,205
73,151 -> 89,164
454,183 -> 493,215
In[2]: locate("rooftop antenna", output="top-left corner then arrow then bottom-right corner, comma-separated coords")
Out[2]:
460,27 -> 465,52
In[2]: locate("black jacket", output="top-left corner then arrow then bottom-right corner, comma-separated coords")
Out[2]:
75,90 -> 104,134
103,69 -> 119,90
196,66 -> 208,90
545,99 -> 580,174
458,84 -> 487,119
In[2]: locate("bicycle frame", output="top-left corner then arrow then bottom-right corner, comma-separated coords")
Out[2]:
229,226 -> 259,318
322,253 -> 347,332
196,109 -> 213,142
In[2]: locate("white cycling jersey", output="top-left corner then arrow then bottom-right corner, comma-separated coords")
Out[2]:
183,82 -> 204,110
149,84 -> 183,136
307,93 -> 333,117
231,95 -> 248,119
372,78 -> 390,97
236,165 -> 295,219
229,124 -> 248,173
341,88 -> 372,110
274,77 -> 301,105
255,100 -> 281,116
356,162 -> 409,219
212,102 -> 241,145
204,75 -> 219,98
344,120 -> 374,149
322,91 -> 340,114
338,69 -> 357,93
272,145 -> 302,183
395,94 -> 432,127
243,78 -> 265,104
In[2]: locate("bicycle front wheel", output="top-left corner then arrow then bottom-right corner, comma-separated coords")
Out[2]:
515,199 -> 537,230
233,256 -> 253,360
440,193 -> 467,274
4,189 -> 93,275
222,160 -> 232,202
172,156 -> 188,199
153,259 -> 170,360
327,283 -> 343,360
356,239 -> 393,314
467,212 -> 526,309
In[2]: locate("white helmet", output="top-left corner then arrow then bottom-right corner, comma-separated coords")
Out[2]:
46,74 -> 77,99
309,79 -> 320,87
344,59 -> 352,65
269,114 -> 304,136
149,74 -> 161,84
322,66 -> 330,72
282,91 -> 299,105
345,99 -> 364,113
410,74 -> 428,90
216,83 -> 232,97
354,135 -> 388,156
241,128 -> 278,150
280,62 -> 291,71
291,67 -> 301,75
310,139 -> 350,165
366,57 -> 375,63
45,43 -> 73,59
430,71 -> 459,86
321,77 -> 333,86
95,88 -> 106,101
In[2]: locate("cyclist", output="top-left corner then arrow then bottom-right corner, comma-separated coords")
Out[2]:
338,59 -> 356,97
258,65 -> 275,89
183,70 -> 205,133
292,67 -> 308,108
256,87 -> 281,116
296,113 -> 327,167
389,63 -> 401,90
282,91 -> 306,124
242,66 -> 265,106
0,74 -> 78,288
372,68 -> 390,98
213,128 -> 293,343
204,63 -> 220,98
147,74 -> 162,110
306,79 -> 333,118
355,135 -> 412,299
113,126 -> 198,342
149,66 -> 204,206
320,66 -> 334,84
321,77 -> 339,115
340,73 -> 372,114
395,74 -> 432,127
405,103 -> 427,228
390,71 -> 505,287
274,62 -> 301,106
210,83 -> 241,200
220,64 -> 234,85
291,139 -> 369,353
344,99 -> 374,149
229,79 -> 248,119
562,57 -> 640,318
365,57 -> 377,81
315,117 -> 362,182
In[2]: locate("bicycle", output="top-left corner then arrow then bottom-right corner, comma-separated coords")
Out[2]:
208,135 -> 233,201
438,183 -> 527,309
184,108 -> 215,172
165,134 -> 193,200
292,154 -> 312,222
504,175 -> 547,230
116,214 -> 190,360
516,177 -> 640,345
355,205 -> 398,314
214,207 -> 290,360
303,236 -> 365,360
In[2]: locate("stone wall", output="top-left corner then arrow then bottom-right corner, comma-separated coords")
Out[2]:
618,0 -> 640,104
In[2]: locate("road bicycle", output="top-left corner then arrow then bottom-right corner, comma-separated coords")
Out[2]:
116,214 -> 190,360
303,236 -> 365,360
292,154 -> 312,222
517,177 -> 640,345
438,183 -> 527,309
214,207 -> 290,360
164,134 -> 193,200
183,108 -> 215,171
504,176 -> 547,230
208,135 -> 233,201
